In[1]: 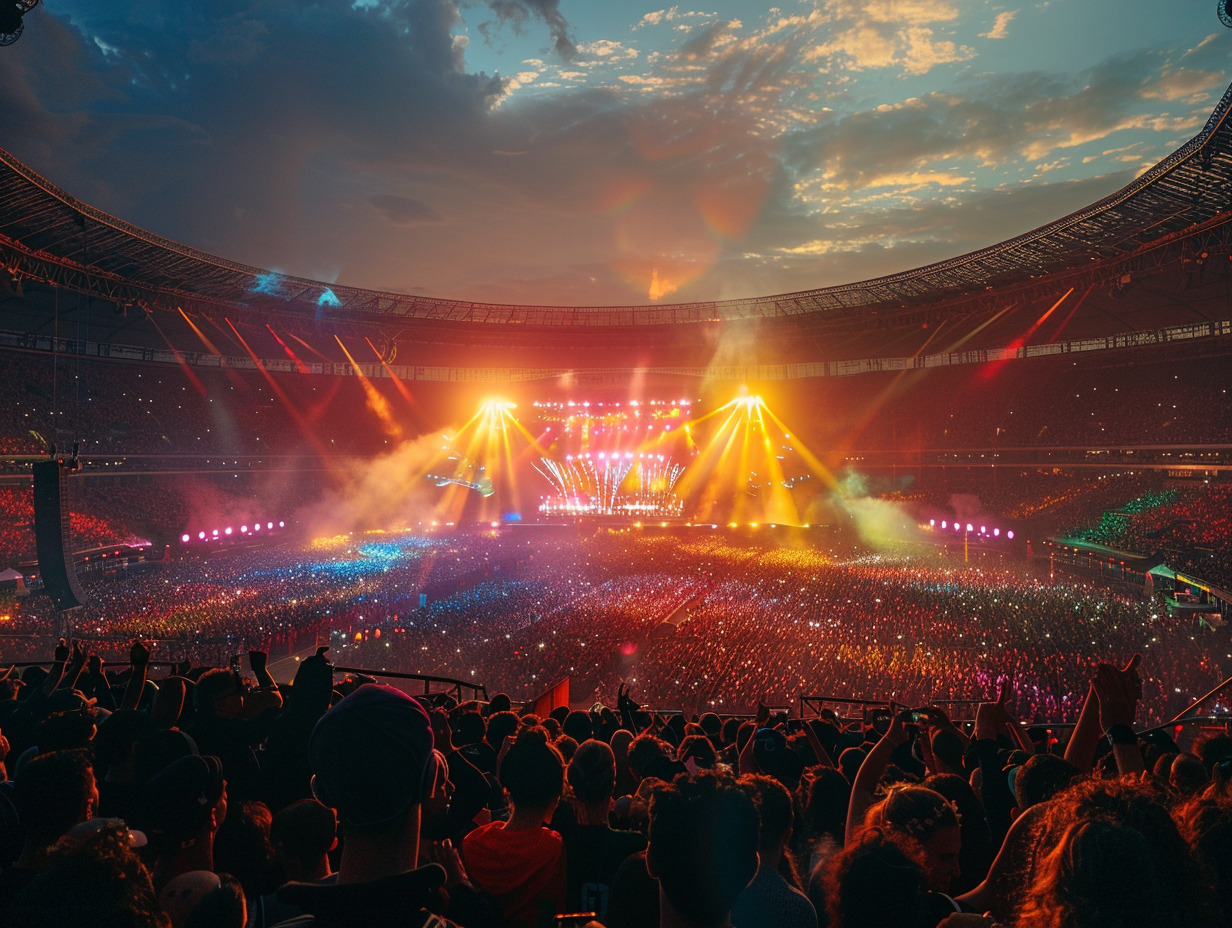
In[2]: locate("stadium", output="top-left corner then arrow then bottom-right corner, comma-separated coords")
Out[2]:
2,3 -> 1232,927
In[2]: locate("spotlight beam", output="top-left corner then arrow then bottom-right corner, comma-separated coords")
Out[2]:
222,318 -> 338,470
149,314 -> 206,396
334,335 -> 403,440
266,325 -> 312,374
365,336 -> 418,407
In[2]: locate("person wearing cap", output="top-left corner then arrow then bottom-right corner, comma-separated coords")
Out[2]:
272,683 -> 462,928
741,727 -> 804,791
5,817 -> 164,928
137,753 -> 228,890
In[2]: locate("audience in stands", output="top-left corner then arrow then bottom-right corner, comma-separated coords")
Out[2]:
0,631 -> 1229,927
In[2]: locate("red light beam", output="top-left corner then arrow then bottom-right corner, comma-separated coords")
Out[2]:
266,325 -> 312,374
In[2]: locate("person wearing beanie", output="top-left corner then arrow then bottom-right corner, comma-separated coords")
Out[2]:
272,684 -> 461,928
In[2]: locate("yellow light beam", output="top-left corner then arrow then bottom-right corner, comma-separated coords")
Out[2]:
334,336 -> 403,440
365,336 -> 418,407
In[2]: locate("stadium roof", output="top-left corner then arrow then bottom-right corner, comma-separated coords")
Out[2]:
3,81 -> 1232,344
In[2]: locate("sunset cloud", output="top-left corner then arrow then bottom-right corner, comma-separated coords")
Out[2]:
0,1 -> 1226,307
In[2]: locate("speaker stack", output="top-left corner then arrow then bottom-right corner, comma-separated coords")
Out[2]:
32,460 -> 87,611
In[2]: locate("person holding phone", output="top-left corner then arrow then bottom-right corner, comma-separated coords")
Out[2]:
188,650 -> 281,803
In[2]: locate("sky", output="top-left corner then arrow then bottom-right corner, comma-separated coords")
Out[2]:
2,1 -> 1230,307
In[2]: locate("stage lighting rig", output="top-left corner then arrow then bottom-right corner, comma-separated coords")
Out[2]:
0,0 -> 39,47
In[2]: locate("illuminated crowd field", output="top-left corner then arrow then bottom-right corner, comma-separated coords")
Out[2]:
3,527 -> 1223,727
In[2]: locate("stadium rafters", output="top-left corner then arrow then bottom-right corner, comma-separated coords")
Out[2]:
3,82 -> 1232,340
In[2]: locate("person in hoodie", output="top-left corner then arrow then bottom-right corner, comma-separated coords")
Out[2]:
462,726 -> 567,928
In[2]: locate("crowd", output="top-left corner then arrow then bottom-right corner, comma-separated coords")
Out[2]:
1063,484 -> 1232,588
836,348 -> 1232,450
876,469 -> 1163,529
2,343 -> 1230,604
0,354 -> 413,462
1,632 -> 1231,928
2,343 -> 1228,472
3,531 -> 1227,727
332,533 -> 1226,726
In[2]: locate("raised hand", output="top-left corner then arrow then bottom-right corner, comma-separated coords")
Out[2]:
996,675 -> 1013,711
917,705 -> 952,729
130,640 -> 151,667
755,699 -> 770,727
1093,654 -> 1142,729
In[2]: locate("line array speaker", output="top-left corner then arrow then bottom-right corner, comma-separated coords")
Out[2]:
32,460 -> 86,611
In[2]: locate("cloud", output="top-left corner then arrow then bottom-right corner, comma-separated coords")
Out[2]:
980,10 -> 1016,40
636,7 -> 717,29
0,1 -> 1220,309
500,67 -> 544,94
369,194 -> 445,224
804,0 -> 973,76
1140,66 -> 1222,104
779,49 -> 1206,197
575,39 -> 639,62
729,169 -> 1142,297
480,0 -> 576,58
0,1 -> 537,263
